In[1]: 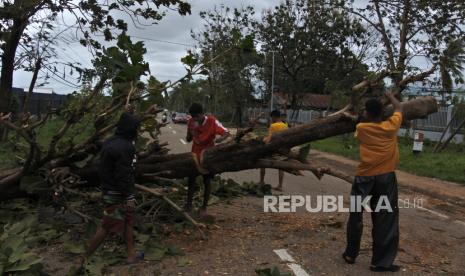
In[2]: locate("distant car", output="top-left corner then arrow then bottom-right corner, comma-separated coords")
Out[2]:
173,112 -> 190,124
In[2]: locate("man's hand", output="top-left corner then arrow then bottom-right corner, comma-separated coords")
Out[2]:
126,199 -> 136,209
214,132 -> 230,144
186,130 -> 193,143
385,91 -> 403,113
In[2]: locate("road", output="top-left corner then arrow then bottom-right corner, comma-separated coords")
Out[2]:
153,121 -> 465,275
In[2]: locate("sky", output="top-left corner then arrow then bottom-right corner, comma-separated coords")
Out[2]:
12,0 -> 439,95
12,0 -> 282,94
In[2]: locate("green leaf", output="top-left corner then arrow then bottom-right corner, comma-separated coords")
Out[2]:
177,257 -> 190,267
84,258 -> 106,275
63,242 -> 86,254
2,235 -> 23,251
19,175 -> 47,194
5,253 -> 43,272
144,246 -> 166,261
7,243 -> 28,263
166,245 -> 183,256
135,232 -> 150,243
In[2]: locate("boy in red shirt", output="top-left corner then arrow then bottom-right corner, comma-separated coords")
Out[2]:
185,103 -> 229,214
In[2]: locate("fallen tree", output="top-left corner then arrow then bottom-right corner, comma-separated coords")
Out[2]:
71,96 -> 437,184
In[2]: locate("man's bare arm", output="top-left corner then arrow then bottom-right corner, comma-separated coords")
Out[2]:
215,132 -> 230,144
386,92 -> 403,113
186,130 -> 193,142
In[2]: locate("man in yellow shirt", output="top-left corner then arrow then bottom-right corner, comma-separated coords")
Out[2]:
343,92 -> 402,273
260,110 -> 289,191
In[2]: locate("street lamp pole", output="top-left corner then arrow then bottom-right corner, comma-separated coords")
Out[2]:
270,51 -> 275,112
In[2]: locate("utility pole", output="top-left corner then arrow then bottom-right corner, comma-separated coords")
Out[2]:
270,51 -> 275,112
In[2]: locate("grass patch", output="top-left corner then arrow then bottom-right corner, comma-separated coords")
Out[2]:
0,142 -> 23,169
312,134 -> 465,185
0,115 -> 97,170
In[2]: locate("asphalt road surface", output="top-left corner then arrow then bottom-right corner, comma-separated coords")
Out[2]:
154,121 -> 465,276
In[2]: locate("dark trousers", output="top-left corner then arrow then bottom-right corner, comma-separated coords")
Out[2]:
344,172 -> 399,267
185,174 -> 213,211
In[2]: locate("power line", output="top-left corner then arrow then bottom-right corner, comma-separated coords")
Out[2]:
129,35 -> 194,47
41,65 -> 80,88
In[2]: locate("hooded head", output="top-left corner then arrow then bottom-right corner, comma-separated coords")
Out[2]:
270,110 -> 281,123
115,112 -> 140,140
364,98 -> 384,121
188,103 -> 205,124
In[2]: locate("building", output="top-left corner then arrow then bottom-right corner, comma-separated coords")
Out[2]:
248,92 -> 333,125
13,88 -> 68,115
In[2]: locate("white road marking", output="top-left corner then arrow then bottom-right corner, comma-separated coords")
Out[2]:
273,249 -> 295,263
172,130 -> 177,134
168,126 -> 172,129
398,199 -> 465,228
288,264 -> 311,276
179,138 -> 187,145
273,249 -> 310,276
454,220 -> 465,227
417,206 -> 449,219
398,198 -> 449,219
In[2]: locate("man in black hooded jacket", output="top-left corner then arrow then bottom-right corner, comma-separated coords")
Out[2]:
81,112 -> 141,264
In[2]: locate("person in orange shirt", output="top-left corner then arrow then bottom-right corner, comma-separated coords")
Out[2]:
260,110 -> 289,191
342,92 -> 402,273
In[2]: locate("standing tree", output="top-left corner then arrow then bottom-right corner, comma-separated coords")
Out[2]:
167,79 -> 211,113
0,0 -> 191,138
192,5 -> 258,125
258,0 -> 369,114
335,0 -> 465,113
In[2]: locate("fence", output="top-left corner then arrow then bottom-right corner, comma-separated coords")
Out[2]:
247,107 -> 328,125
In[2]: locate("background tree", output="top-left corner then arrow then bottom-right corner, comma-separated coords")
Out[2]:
0,0 -> 191,138
167,79 -> 211,113
140,76 -> 167,111
257,0 -> 369,114
336,0 -> 465,113
192,5 -> 258,125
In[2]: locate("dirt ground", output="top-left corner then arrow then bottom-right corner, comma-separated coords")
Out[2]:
39,123 -> 465,275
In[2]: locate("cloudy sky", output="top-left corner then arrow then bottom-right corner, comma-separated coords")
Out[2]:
13,0 -> 438,94
13,0 -> 284,94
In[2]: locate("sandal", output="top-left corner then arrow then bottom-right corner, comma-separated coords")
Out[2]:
342,252 -> 355,264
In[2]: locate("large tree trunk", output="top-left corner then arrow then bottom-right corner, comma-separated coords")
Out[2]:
74,96 -> 438,184
0,18 -> 28,140
22,57 -> 42,114
0,97 -> 438,200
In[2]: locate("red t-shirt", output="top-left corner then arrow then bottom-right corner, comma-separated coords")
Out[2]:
187,115 -> 227,156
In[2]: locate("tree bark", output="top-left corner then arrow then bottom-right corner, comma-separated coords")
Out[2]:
0,18 -> 29,140
22,57 -> 42,114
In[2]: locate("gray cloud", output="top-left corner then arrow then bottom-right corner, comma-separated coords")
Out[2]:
16,0 -> 433,94
13,0 -> 281,94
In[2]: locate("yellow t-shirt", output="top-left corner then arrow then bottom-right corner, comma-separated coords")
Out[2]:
263,121 -> 288,144
269,121 -> 288,135
355,112 -> 402,176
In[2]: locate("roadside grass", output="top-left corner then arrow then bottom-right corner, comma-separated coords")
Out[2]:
312,134 -> 465,185
0,115 -> 97,170
0,141 -> 22,169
